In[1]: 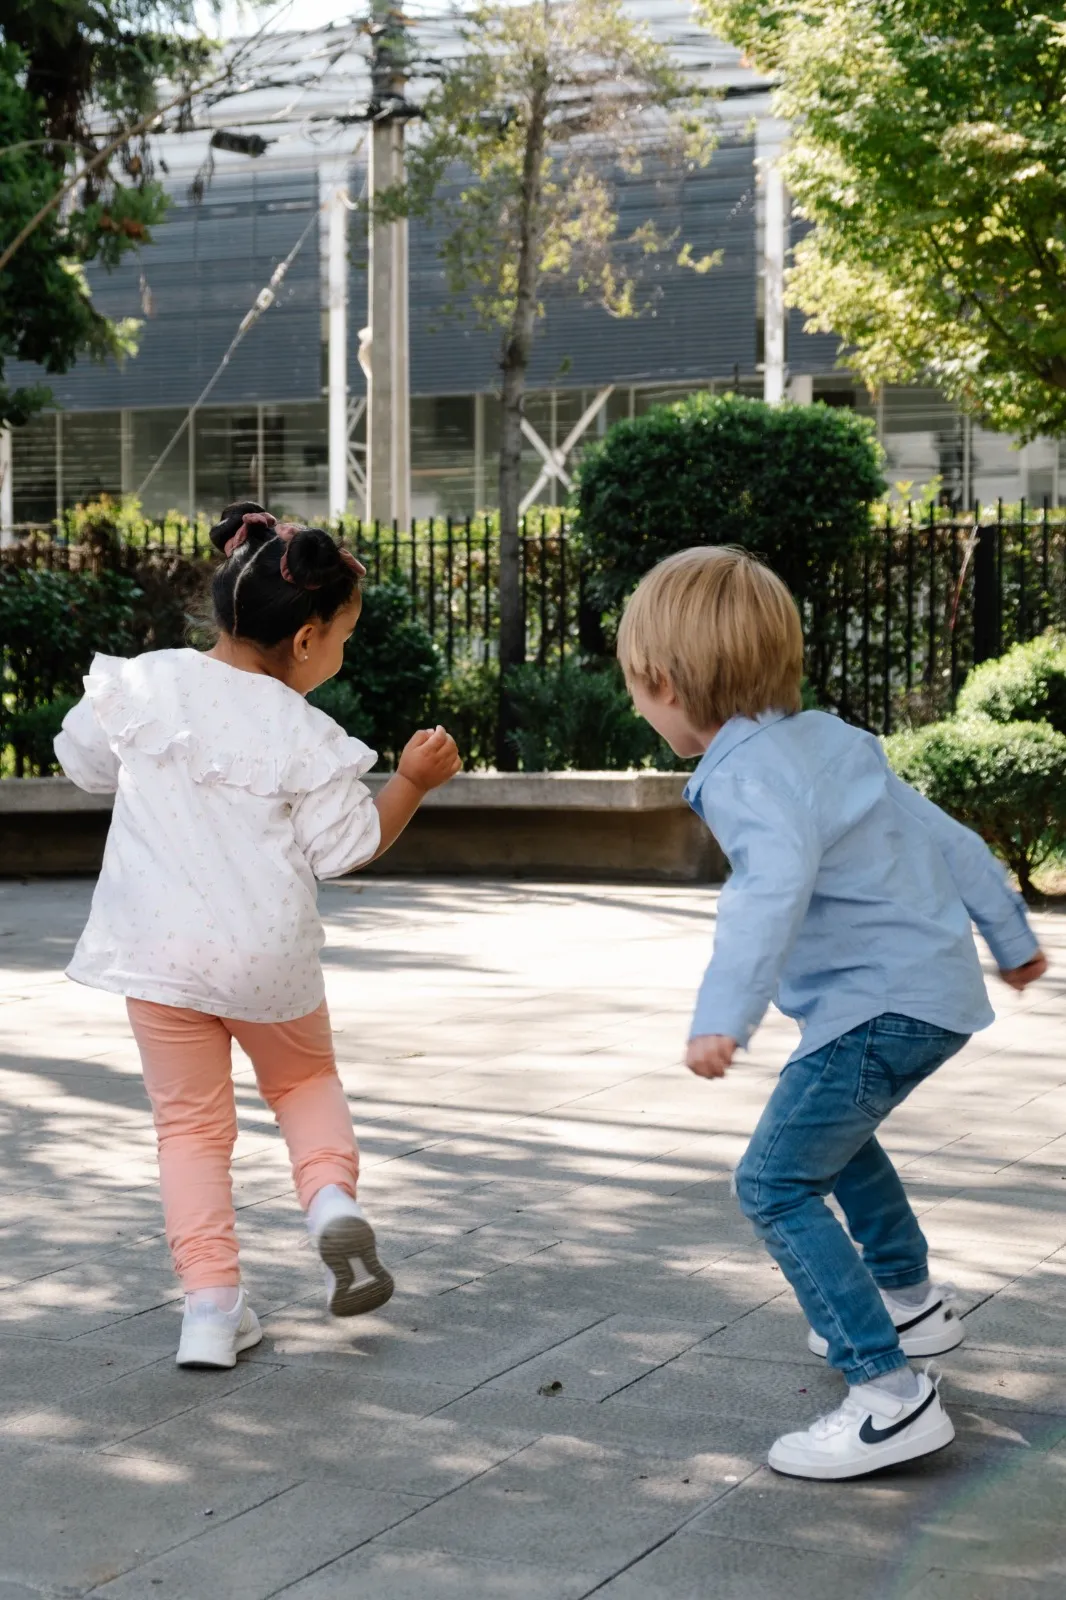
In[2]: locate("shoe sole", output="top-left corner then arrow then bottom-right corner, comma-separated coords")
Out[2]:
319,1216 -> 395,1317
768,1409 -> 955,1480
808,1318 -> 966,1361
177,1308 -> 263,1370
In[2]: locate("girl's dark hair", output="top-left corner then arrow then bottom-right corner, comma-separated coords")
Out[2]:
209,501 -> 361,647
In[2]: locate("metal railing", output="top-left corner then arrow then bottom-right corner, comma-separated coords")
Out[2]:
5,501 -> 1066,735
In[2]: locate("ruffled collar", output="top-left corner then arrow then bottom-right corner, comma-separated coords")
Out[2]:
83,650 -> 377,797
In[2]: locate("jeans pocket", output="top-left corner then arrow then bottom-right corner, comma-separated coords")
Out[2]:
855,1017 -> 968,1120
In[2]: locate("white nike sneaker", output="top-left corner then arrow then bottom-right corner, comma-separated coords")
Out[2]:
309,1189 -> 394,1318
807,1282 -> 964,1360
768,1369 -> 954,1480
176,1288 -> 262,1369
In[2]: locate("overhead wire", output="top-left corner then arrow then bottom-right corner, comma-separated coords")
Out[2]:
133,132 -> 368,502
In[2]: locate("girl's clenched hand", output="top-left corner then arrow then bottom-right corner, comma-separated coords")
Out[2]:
398,726 -> 462,793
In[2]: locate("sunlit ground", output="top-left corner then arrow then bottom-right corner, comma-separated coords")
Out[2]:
1,879 -> 1064,1598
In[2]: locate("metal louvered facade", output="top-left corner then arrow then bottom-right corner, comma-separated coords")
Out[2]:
6,171 -> 323,411
347,140 -> 757,395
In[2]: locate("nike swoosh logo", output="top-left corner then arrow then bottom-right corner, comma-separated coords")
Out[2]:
896,1300 -> 944,1335
859,1387 -> 937,1445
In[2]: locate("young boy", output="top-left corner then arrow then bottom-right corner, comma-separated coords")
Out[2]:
618,546 -> 1047,1480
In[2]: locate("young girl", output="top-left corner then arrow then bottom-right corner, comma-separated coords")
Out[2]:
55,502 -> 461,1369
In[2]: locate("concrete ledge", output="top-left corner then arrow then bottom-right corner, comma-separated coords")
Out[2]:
0,774 -> 725,883
0,772 -> 690,814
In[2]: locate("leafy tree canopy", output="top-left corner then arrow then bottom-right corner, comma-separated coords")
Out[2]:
0,2 -> 213,426
700,0 -> 1066,439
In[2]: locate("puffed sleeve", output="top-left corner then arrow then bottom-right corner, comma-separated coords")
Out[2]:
54,695 -> 120,794
290,767 -> 381,878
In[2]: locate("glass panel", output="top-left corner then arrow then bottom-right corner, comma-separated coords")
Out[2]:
11,412 -> 57,529
881,386 -> 959,502
971,425 -> 1022,508
410,395 -> 475,518
61,411 -> 122,509
263,401 -> 328,524
132,409 -> 190,519
194,407 -> 259,519
633,383 -> 705,416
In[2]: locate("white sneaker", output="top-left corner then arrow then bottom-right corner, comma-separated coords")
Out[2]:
176,1288 -> 262,1369
769,1369 -> 954,1480
807,1282 -> 965,1360
309,1189 -> 394,1318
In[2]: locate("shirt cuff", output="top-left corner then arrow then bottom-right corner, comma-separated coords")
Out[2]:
689,991 -> 760,1046
980,907 -> 1040,973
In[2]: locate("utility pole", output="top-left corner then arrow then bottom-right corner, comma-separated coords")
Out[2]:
324,159 -> 350,522
366,0 -> 411,528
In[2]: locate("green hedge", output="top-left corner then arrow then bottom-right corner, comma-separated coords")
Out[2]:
575,392 -> 885,616
885,717 -> 1066,901
955,632 -> 1066,736
505,660 -> 680,772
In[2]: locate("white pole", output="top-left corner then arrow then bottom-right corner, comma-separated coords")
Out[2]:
367,3 -> 410,528
0,425 -> 13,546
325,163 -> 349,522
763,160 -> 787,405
392,123 -> 410,531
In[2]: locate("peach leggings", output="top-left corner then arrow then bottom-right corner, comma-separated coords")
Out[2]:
127,998 -> 358,1291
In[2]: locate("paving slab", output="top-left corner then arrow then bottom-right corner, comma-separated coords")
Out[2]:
0,880 -> 1063,1598
90,1481 -> 431,1600
594,1532 -> 908,1600
373,1432 -> 743,1579
275,1548 -> 603,1600
0,1437 -> 297,1595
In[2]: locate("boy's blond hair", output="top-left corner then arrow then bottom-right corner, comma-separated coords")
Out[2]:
617,546 -> 804,728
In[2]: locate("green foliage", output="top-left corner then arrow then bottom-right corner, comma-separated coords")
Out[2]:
575,392 -> 885,613
435,658 -> 500,772
699,0 -> 1066,440
0,4 -> 215,426
506,659 -> 679,772
0,565 -> 142,773
955,633 -> 1066,737
380,0 -> 714,337
884,717 -> 1066,901
309,581 -> 443,769
3,694 -> 78,775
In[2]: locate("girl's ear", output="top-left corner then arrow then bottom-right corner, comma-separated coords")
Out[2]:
291,622 -> 315,662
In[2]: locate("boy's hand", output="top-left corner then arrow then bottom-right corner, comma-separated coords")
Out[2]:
398,726 -> 462,794
1000,951 -> 1048,991
686,1034 -> 736,1079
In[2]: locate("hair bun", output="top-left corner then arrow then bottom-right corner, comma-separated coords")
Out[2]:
208,501 -> 271,556
282,527 -> 347,589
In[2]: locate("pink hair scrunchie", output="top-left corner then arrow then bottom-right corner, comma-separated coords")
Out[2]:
223,510 -> 276,557
276,524 -> 367,589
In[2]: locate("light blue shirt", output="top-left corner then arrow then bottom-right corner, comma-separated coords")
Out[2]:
684,710 -> 1038,1061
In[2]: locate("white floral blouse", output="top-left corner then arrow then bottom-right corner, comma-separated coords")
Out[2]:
55,649 -> 380,1022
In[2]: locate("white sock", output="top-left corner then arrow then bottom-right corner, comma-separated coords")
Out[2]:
884,1279 -> 931,1308
855,1365 -> 921,1403
187,1285 -> 241,1315
306,1183 -> 364,1236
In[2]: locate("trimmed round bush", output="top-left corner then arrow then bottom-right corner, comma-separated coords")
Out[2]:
884,717 -> 1066,901
955,632 -> 1066,736
575,392 -> 885,614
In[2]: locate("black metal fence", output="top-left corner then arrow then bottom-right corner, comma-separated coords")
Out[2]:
801,502 -> 1066,734
6,501 -> 1066,736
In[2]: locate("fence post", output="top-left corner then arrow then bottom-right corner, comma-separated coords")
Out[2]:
972,519 -> 998,664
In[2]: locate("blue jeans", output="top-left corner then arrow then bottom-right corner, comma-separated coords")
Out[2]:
733,1014 -> 969,1385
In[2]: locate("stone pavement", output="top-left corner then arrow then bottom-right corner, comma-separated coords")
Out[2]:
1,878 -> 1065,1600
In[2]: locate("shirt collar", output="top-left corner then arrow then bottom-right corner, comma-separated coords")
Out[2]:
683,710 -> 791,803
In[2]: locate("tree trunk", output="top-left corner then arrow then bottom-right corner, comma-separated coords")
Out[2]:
495,59 -> 549,770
